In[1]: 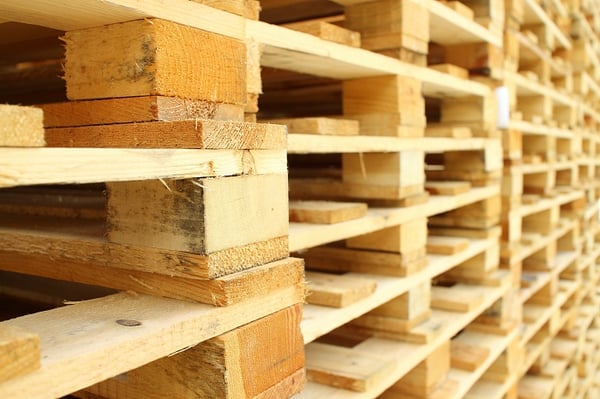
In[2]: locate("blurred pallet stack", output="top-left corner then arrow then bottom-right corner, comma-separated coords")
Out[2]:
0,2 -> 305,399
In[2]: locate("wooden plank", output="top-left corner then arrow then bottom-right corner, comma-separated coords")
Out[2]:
427,236 -> 470,255
0,249 -> 303,305
0,104 -> 45,147
440,1 -> 474,20
450,341 -> 489,372
306,271 -> 376,308
431,285 -> 485,312
192,0 -> 260,19
289,201 -> 367,224
0,222 -> 288,280
264,117 -> 359,135
40,96 -> 245,127
0,326 -> 40,383
283,20 -> 361,47
426,181 -> 472,195
290,178 -> 424,201
429,63 -> 470,79
0,287 -> 303,399
64,19 -> 245,103
425,125 -> 472,138
83,304 -> 305,399
107,175 -> 287,254
0,148 -> 286,188
0,0 -> 245,39
305,342 -> 394,392
45,120 -> 287,149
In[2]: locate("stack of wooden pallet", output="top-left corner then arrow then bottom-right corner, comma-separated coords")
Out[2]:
0,2 -> 305,398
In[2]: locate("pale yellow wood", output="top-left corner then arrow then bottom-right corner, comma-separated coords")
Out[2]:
425,125 -> 472,138
431,285 -> 484,312
283,20 -> 361,47
289,201 -> 367,224
390,341 -> 450,396
0,287 -> 303,399
0,148 -> 286,188
425,181 -> 472,195
439,1 -> 474,20
347,218 -> 427,254
192,0 -> 260,19
264,117 -> 359,135
450,341 -> 489,372
0,105 -> 45,147
0,326 -> 40,383
305,271 -> 376,308
427,236 -> 470,255
305,342 -> 394,392
429,64 -> 470,79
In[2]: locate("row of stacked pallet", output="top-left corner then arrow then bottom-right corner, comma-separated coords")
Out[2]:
0,2 -> 306,398
502,0 -> 600,397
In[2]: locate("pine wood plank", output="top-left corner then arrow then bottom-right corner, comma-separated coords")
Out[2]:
40,96 -> 245,127
450,341 -> 489,372
264,117 -> 359,135
306,271 -> 376,308
426,181 -> 472,195
0,287 -> 303,399
425,125 -> 472,138
429,63 -> 470,79
0,326 -> 40,384
45,120 -> 286,149
0,148 -> 286,188
64,19 -> 245,103
83,304 -> 305,399
289,201 -> 367,224
431,285 -> 485,312
427,236 -> 470,255
305,342 -> 394,392
283,20 -> 361,47
0,104 -> 45,147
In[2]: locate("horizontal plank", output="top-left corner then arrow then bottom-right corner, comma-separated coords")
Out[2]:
0,148 -> 286,187
0,287 -> 303,399
290,185 -> 499,252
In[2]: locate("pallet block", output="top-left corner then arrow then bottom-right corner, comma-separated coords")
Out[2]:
0,326 -> 40,384
78,304 -> 305,399
0,104 -> 45,147
347,217 -> 427,254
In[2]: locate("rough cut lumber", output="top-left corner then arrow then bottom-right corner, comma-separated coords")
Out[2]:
0,104 -> 45,147
0,287 -> 303,399
0,148 -> 286,188
429,63 -> 470,79
426,181 -> 472,195
64,19 -> 246,103
290,177 -> 424,200
289,201 -> 367,224
305,342 -> 394,392
427,236 -> 470,255
107,175 -> 288,254
0,221 -> 288,279
306,271 -> 376,307
283,20 -> 361,47
45,120 -> 287,149
264,117 -> 359,135
0,326 -> 40,383
83,304 -> 305,399
40,96 -> 245,127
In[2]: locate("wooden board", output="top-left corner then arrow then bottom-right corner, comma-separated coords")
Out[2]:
429,63 -> 470,79
45,120 -> 286,149
427,236 -> 470,255
283,20 -> 361,47
306,271 -> 376,308
305,342 -> 394,392
431,285 -> 485,312
64,19 -> 245,103
264,117 -> 359,136
425,181 -> 472,195
0,326 -> 40,383
289,201 -> 367,224
83,304 -> 305,399
425,124 -> 472,138
450,341 -> 489,372
0,104 -> 45,147
40,96 -> 245,127
0,148 -> 286,188
0,287 -> 303,399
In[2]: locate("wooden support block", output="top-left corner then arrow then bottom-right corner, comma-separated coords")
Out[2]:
440,1 -> 474,20
429,196 -> 501,229
425,181 -> 471,196
343,151 -> 425,192
450,341 -> 489,372
347,217 -> 427,254
425,124 -> 472,138
0,326 -> 40,383
441,94 -> 497,133
431,285 -> 484,312
40,96 -> 245,127
289,177 -> 425,201
305,271 -> 376,308
302,246 -> 427,277
107,174 -> 288,254
444,42 -> 504,75
263,117 -> 359,135
192,0 -> 260,19
429,63 -> 470,79
289,201 -> 367,224
443,145 -> 503,173
343,75 -> 426,136
83,304 -> 305,399
345,0 -> 430,52
282,20 -> 361,47
390,341 -> 451,396
0,104 -> 44,147
305,342 -> 394,392
64,19 -> 246,104
426,236 -> 469,255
